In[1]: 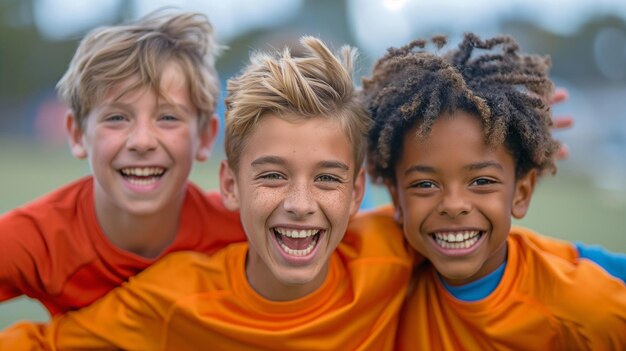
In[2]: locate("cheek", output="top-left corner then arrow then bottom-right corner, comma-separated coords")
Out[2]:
483,192 -> 515,216
321,191 -> 353,225
245,188 -> 283,219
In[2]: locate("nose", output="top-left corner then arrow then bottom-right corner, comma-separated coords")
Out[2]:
126,119 -> 158,153
437,187 -> 471,218
283,182 -> 317,217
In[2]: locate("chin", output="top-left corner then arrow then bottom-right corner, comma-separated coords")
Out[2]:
276,266 -> 321,286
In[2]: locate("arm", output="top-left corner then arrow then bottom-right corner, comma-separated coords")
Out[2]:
0,212 -> 48,303
0,252 -> 205,350
575,242 -> 626,283
520,228 -> 626,283
0,278 -> 166,350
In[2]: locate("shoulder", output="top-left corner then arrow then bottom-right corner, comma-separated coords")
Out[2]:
509,226 -> 578,262
0,176 -> 94,248
509,228 -> 626,341
340,204 -> 411,262
182,185 -> 242,228
347,204 -> 396,233
0,177 -> 92,224
131,245 -> 244,290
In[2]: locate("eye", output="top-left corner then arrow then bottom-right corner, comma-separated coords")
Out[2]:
104,114 -> 126,122
159,114 -> 179,122
471,178 -> 496,186
410,180 -> 437,189
316,174 -> 341,183
259,172 -> 285,181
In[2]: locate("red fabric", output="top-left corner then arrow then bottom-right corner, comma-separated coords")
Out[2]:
0,176 -> 246,315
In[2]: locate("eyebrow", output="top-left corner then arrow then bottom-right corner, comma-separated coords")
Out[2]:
404,165 -> 435,176
250,157 -> 350,171
251,156 -> 285,167
102,101 -> 193,115
464,161 -> 503,171
404,160 -> 503,175
158,102 -> 194,115
317,160 -> 350,171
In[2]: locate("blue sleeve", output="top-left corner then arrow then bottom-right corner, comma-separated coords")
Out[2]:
575,242 -> 626,283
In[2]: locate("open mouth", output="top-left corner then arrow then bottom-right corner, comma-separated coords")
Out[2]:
431,230 -> 483,249
119,167 -> 166,186
272,227 -> 322,257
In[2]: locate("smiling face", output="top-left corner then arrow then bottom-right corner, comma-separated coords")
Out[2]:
389,111 -> 536,286
67,62 -> 216,220
220,113 -> 365,301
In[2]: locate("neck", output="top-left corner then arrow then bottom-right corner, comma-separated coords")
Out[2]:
93,192 -> 184,259
245,249 -> 329,301
441,241 -> 508,286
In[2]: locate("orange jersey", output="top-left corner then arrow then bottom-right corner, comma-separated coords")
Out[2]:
0,176 -> 246,315
396,227 -> 626,350
0,208 -> 413,351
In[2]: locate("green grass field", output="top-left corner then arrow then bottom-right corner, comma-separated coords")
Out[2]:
1,139 -> 625,329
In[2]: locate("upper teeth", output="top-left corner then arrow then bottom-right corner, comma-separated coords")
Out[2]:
275,228 -> 318,238
434,231 -> 480,243
120,167 -> 165,177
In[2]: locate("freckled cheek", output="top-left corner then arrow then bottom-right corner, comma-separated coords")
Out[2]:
248,189 -> 284,216
319,192 -> 352,224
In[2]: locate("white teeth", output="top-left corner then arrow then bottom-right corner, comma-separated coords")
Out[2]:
434,235 -> 480,249
120,167 -> 165,177
434,231 -> 480,243
278,239 -> 317,256
275,228 -> 318,238
274,227 -> 321,256
127,177 -> 157,186
433,231 -> 481,249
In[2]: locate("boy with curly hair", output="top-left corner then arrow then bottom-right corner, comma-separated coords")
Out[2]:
362,33 -> 626,350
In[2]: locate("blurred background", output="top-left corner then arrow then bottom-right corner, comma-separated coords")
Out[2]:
1,0 -> 625,328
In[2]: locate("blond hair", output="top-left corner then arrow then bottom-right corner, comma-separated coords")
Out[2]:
224,36 -> 370,172
57,9 -> 221,129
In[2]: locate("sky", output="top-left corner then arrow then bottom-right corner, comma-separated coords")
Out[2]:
31,0 -> 626,58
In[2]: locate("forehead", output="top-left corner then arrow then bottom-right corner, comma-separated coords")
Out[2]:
241,113 -> 355,168
399,111 -> 514,170
98,62 -> 192,106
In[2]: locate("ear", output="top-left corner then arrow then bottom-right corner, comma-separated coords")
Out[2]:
219,159 -> 240,211
385,179 -> 403,225
349,168 -> 367,217
511,169 -> 537,219
195,114 -> 219,162
65,111 -> 87,159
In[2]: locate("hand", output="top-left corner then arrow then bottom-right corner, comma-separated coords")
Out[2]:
550,88 -> 573,160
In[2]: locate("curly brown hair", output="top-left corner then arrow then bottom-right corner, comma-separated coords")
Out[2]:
361,33 -> 560,183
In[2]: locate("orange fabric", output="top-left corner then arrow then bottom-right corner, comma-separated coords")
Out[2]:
0,176 -> 246,315
396,227 -> 626,351
0,208 -> 412,351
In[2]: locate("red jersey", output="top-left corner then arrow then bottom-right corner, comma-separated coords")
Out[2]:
0,176 -> 246,315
